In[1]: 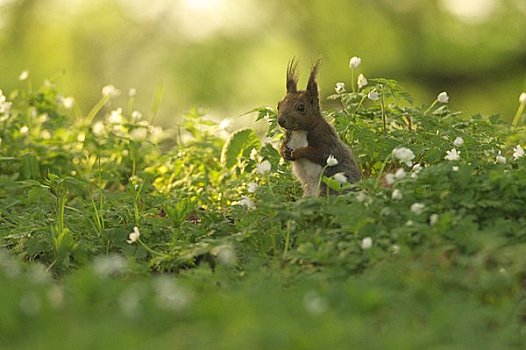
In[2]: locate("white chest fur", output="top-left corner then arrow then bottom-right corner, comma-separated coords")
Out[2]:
287,131 -> 323,196
287,130 -> 309,150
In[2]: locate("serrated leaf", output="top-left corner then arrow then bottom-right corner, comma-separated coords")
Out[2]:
220,128 -> 261,168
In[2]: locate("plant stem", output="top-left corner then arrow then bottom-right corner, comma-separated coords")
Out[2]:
351,69 -> 356,93
380,87 -> 386,134
512,102 -> 525,129
352,94 -> 367,117
374,154 -> 392,189
138,239 -> 166,257
85,96 -> 110,124
424,100 -> 438,115
282,221 -> 292,265
317,165 -> 329,196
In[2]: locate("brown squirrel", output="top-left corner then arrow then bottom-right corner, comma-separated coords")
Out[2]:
277,59 -> 361,196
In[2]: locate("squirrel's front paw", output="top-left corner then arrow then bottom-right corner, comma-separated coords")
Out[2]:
289,149 -> 301,161
282,147 -> 295,161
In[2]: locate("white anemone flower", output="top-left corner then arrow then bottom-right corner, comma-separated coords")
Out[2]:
391,189 -> 403,200
512,145 -> 524,160
444,148 -> 460,161
349,56 -> 361,69
392,147 -> 415,167
453,137 -> 464,147
495,152 -> 506,164
437,91 -> 449,103
102,84 -> 120,98
19,70 -> 29,81
247,182 -> 258,193
333,172 -> 347,184
357,74 -> 368,89
367,90 -> 379,101
326,155 -> 338,167
429,214 -> 439,226
361,237 -> 372,250
127,227 -> 140,244
411,203 -> 425,215
256,160 -> 271,174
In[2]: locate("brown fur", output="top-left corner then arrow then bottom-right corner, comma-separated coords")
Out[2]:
277,59 -> 361,196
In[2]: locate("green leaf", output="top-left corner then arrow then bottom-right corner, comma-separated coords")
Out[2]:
220,128 -> 261,168
21,153 -> 40,180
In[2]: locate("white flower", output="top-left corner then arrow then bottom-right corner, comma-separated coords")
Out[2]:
357,74 -> 368,89
61,97 -> 75,109
213,244 -> 237,266
238,196 -> 255,209
444,148 -> 460,161
437,91 -> 449,103
40,130 -> 51,139
385,173 -> 395,185
519,92 -> 526,104
92,121 -> 105,136
101,84 -> 120,98
391,189 -> 403,200
368,90 -> 379,101
131,111 -> 142,120
410,202 -> 425,214
333,172 -> 347,184
392,147 -> 415,167
395,168 -> 406,179
326,155 -> 338,167
453,137 -> 464,147
495,151 -> 506,164
249,148 -> 258,161
38,113 -> 48,123
303,291 -> 328,315
390,244 -> 400,254
429,213 -> 439,226
411,163 -> 423,178
349,56 -> 361,69
355,191 -> 367,203
130,128 -> 148,141
153,276 -> 191,312
19,70 -> 29,81
93,254 -> 127,277
108,108 -> 123,124
0,90 -> 12,115
129,88 -> 137,97
361,237 -> 372,250
20,125 -> 29,135
335,82 -> 346,94
149,126 -> 164,143
452,165 -> 459,172
513,145 -> 524,160
256,160 -> 271,174
247,182 -> 258,193
219,119 -> 231,130
127,226 -> 140,244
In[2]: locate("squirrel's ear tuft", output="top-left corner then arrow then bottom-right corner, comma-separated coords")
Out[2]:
307,58 -> 321,103
286,58 -> 299,93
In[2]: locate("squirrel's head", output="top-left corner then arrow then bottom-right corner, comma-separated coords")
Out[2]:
277,59 -> 322,131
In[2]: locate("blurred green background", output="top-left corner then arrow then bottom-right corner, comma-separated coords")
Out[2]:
1,0 -> 525,126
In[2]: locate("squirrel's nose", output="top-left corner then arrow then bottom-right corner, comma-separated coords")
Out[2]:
278,116 -> 287,128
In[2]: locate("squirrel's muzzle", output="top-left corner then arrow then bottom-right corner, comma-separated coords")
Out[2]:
278,115 -> 287,128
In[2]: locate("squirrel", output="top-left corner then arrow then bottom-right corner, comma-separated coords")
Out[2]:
277,59 -> 361,196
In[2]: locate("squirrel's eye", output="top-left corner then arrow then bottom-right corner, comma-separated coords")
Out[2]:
296,104 -> 305,112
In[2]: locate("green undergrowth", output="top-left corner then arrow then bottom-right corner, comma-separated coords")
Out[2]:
1,73 -> 526,349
